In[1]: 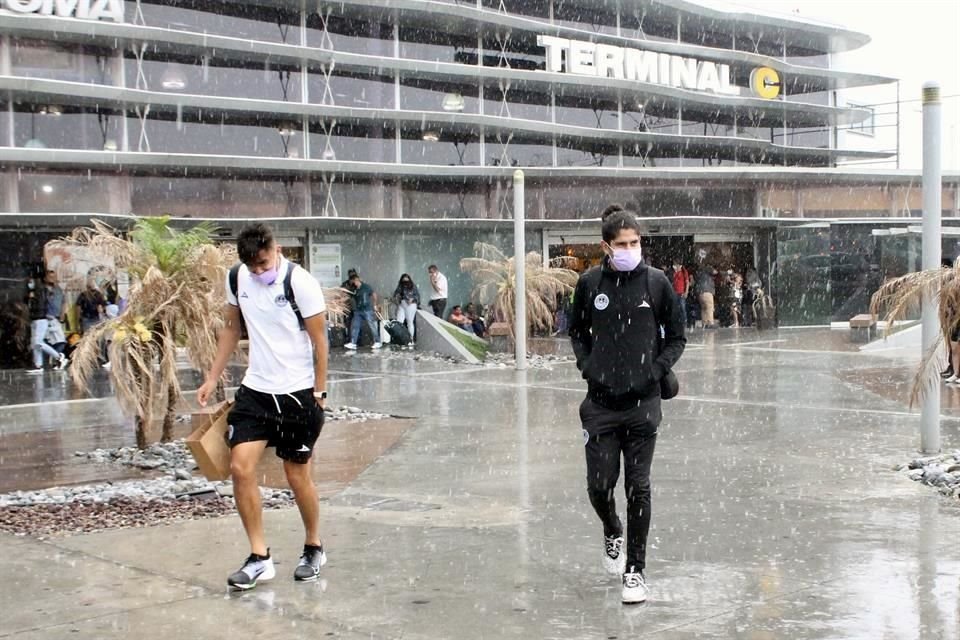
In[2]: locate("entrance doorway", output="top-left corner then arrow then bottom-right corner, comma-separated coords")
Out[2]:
546,230 -> 759,328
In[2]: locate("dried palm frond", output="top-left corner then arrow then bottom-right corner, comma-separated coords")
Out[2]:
460,241 -> 579,341
322,287 -> 351,327
870,264 -> 960,407
57,216 -> 233,447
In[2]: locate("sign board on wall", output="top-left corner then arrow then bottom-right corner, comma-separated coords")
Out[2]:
537,35 -> 781,99
1,0 -> 125,22
309,241 -> 342,289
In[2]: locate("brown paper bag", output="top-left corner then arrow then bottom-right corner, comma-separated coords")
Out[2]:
186,401 -> 233,481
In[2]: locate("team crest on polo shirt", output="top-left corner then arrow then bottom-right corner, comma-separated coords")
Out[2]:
274,294 -> 289,307
594,293 -> 610,311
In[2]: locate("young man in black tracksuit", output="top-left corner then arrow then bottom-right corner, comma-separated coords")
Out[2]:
569,205 -> 686,604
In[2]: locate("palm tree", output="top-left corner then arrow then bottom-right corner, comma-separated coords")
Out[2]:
57,217 -> 351,449
54,217 -> 233,448
460,242 -> 579,342
870,264 -> 956,406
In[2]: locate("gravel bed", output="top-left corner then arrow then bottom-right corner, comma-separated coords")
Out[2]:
896,451 -> 960,500
0,405 -> 391,538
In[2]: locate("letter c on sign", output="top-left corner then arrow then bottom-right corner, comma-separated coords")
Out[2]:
750,67 -> 781,100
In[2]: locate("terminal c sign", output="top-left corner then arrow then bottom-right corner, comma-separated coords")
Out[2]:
537,35 -> 780,99
1,0 -> 124,22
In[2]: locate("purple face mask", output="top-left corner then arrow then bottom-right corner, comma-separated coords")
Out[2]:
252,265 -> 278,286
610,247 -> 643,272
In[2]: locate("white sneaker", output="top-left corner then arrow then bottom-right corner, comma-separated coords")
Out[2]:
372,342 -> 382,349
344,343 -> 357,350
227,551 -> 276,590
622,571 -> 649,604
602,535 -> 626,576
26,367 -> 43,375
57,354 -> 69,370
946,376 -> 960,384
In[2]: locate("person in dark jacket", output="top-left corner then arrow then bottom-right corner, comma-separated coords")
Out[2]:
392,274 -> 421,343
25,267 -> 69,373
569,204 -> 686,605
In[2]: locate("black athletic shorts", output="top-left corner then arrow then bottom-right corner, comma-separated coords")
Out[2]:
227,385 -> 324,464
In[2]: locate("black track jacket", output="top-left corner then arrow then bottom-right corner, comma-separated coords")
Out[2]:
569,259 -> 686,409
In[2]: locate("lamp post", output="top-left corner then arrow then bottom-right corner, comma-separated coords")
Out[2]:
513,170 -> 527,370
920,81 -> 942,454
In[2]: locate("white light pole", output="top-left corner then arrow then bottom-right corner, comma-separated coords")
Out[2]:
920,81 -> 942,454
513,169 -> 527,370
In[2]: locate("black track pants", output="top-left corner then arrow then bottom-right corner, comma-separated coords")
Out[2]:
581,396 -> 659,573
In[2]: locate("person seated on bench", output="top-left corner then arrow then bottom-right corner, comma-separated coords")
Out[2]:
465,303 -> 486,337
448,305 -> 474,333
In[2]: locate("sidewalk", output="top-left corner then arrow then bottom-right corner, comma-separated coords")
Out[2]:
2,329 -> 959,639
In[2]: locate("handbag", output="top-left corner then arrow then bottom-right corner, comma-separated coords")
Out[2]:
660,370 -> 679,400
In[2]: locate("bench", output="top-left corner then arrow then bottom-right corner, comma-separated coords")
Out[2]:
487,322 -> 511,353
849,314 -> 877,343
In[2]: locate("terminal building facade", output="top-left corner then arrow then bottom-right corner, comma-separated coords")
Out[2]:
1,0 -> 958,324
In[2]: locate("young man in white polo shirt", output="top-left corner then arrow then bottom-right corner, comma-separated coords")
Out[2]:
197,223 -> 329,591
427,264 -> 448,317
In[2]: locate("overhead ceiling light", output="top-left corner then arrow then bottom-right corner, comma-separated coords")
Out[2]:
103,139 -> 118,151
40,105 -> 63,116
321,148 -> 336,161
41,184 -> 54,194
161,69 -> 187,90
441,92 -> 465,112
422,131 -> 439,142
278,123 -> 298,137
24,139 -> 46,149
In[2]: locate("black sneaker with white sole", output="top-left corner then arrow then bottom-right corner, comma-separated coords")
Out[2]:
293,544 -> 327,581
602,534 -> 626,576
227,551 -> 275,590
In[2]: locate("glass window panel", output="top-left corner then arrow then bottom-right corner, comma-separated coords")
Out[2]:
13,109 -> 123,151
310,72 -> 394,109
10,39 -> 116,84
17,172 -> 111,213
132,177 -> 305,217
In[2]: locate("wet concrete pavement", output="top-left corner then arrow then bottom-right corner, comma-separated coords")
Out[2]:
2,328 -> 960,639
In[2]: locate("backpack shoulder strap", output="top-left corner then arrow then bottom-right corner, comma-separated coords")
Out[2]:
646,269 -> 661,327
284,264 -> 306,331
582,266 -> 603,298
229,264 -> 241,302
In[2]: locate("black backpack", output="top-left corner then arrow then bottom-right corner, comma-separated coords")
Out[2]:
228,263 -> 306,334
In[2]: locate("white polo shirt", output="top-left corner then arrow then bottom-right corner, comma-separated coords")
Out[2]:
226,258 -> 326,394
430,272 -> 448,300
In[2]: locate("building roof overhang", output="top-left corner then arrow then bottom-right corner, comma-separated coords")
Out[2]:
1,76 -> 891,165
2,148 -> 955,188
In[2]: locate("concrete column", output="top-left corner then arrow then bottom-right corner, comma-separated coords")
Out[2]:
107,175 -> 132,214
753,189 -> 764,217
3,171 -> 19,213
302,176 -> 312,217
392,181 -> 403,218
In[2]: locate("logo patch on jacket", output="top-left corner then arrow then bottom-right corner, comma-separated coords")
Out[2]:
638,300 -> 651,308
594,293 -> 610,311
275,294 -> 289,307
